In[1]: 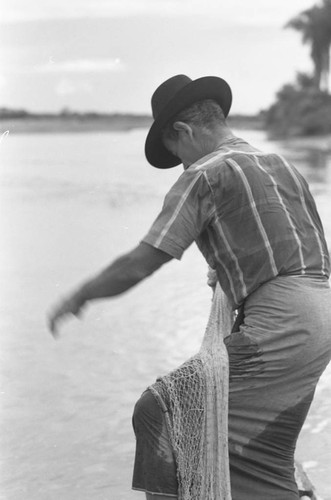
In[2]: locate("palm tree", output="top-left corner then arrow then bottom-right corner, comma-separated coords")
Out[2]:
286,0 -> 331,93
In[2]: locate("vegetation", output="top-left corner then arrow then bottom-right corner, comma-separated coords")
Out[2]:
264,73 -> 331,137
265,0 -> 331,137
0,108 -> 153,133
286,0 -> 331,92
0,107 -> 263,134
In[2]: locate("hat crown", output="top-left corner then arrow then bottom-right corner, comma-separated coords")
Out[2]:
151,74 -> 192,119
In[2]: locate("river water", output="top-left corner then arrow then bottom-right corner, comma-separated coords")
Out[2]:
0,129 -> 330,500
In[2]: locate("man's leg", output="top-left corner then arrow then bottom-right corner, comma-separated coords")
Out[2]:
132,390 -> 178,497
226,276 -> 331,499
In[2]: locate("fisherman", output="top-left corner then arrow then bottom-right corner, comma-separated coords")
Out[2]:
48,75 -> 331,500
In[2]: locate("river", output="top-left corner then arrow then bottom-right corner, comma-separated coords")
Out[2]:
0,128 -> 330,499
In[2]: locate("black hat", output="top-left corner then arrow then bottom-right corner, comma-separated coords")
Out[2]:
145,74 -> 232,169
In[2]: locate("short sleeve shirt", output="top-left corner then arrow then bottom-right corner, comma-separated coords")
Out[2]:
142,136 -> 330,309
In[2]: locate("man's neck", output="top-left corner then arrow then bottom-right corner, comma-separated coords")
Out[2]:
198,125 -> 235,156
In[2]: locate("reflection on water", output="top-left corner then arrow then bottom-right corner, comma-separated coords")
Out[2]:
0,129 -> 330,500
282,146 -> 331,184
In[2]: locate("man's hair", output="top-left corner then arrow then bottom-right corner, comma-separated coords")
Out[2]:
161,99 -> 226,141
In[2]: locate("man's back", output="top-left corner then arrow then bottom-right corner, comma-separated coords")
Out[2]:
196,137 -> 330,306
143,135 -> 330,308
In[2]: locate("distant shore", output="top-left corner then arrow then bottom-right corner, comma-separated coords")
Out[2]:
1,110 -> 331,155
0,108 -> 264,135
0,111 -> 152,134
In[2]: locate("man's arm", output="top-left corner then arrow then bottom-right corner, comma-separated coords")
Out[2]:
48,242 -> 173,337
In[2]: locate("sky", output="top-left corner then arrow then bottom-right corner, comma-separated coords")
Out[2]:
0,0 -> 317,115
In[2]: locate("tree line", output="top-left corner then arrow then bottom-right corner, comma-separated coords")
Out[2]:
265,0 -> 331,137
287,0 -> 331,92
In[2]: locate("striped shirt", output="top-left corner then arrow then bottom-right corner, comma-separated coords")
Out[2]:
142,136 -> 330,309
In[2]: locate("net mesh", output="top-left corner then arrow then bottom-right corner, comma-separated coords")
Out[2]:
149,283 -> 233,500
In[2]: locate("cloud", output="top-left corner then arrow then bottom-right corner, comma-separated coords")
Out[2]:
55,78 -> 93,95
35,58 -> 126,73
0,57 -> 127,78
55,78 -> 75,95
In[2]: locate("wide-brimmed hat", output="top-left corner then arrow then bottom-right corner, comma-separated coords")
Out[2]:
145,74 -> 232,169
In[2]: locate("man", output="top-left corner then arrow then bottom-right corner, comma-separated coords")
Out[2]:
49,75 -> 331,499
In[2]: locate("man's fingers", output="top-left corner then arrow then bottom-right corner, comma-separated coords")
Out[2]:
49,321 -> 59,339
47,308 -> 63,338
47,296 -> 84,338
74,308 -> 83,318
47,303 -> 65,336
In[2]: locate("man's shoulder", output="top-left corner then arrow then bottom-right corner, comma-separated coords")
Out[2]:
189,142 -> 293,189
190,147 -> 256,175
190,149 -> 232,173
191,137 -> 264,171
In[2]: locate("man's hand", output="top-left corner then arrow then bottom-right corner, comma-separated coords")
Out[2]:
47,243 -> 173,339
48,290 -> 86,339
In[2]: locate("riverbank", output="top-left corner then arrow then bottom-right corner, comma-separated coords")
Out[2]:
0,114 -> 152,134
0,110 -> 264,135
1,112 -> 330,156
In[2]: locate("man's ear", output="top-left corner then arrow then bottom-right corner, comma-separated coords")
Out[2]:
173,121 -> 193,139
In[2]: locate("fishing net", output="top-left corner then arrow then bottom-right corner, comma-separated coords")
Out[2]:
149,282 -> 233,500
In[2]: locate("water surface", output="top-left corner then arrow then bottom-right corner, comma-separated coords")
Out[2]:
0,129 -> 330,499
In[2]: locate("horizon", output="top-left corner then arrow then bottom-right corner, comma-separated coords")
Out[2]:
0,106 -> 263,117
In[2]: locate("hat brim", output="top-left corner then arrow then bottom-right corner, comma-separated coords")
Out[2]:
145,76 -> 232,169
